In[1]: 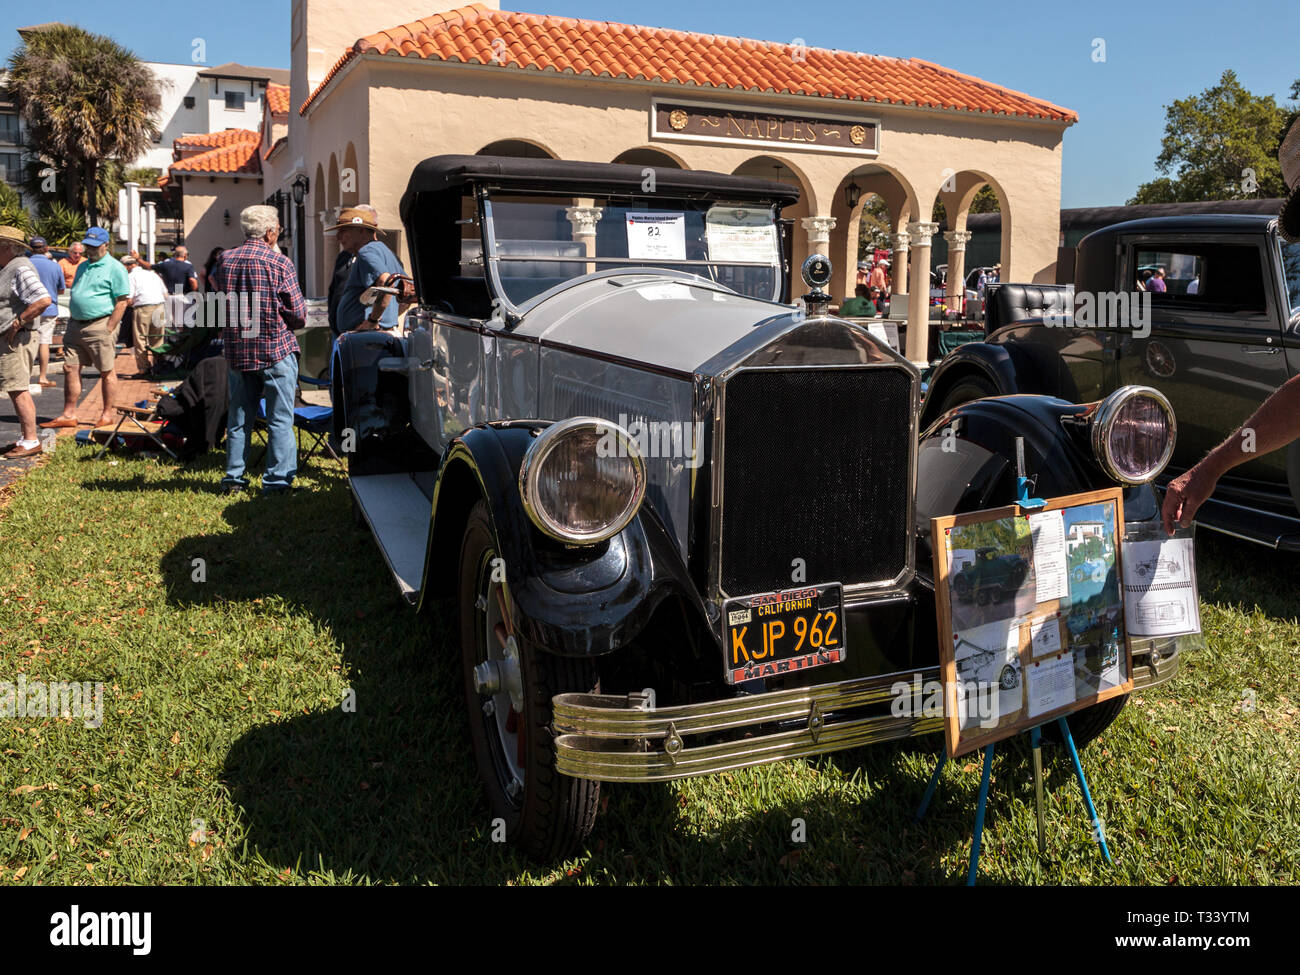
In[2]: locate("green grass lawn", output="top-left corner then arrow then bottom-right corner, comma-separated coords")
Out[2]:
1,444 -> 1297,885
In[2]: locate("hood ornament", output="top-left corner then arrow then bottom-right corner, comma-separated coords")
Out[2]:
801,253 -> 832,317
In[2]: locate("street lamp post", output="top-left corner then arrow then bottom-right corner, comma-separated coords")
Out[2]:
291,174 -> 309,292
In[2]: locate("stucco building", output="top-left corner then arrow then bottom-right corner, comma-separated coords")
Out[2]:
263,0 -> 1075,362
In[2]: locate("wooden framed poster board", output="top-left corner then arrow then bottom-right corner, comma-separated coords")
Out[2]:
931,488 -> 1133,758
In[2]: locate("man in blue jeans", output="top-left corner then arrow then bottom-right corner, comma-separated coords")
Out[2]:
211,205 -> 305,495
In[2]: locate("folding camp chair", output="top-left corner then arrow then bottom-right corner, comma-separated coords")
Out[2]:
88,399 -> 179,460
249,373 -> 340,468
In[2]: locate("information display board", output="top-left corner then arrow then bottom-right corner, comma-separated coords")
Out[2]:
931,489 -> 1133,758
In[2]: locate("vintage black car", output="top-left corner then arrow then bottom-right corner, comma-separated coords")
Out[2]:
331,155 -> 1192,858
952,547 -> 1029,604
923,214 -> 1300,550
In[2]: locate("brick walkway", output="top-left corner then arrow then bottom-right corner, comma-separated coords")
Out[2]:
0,348 -> 158,492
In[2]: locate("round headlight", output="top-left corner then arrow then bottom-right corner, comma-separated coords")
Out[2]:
519,417 -> 647,544
1090,386 -> 1176,485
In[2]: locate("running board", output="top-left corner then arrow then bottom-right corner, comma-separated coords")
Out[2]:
350,473 -> 432,604
1195,496 -> 1300,551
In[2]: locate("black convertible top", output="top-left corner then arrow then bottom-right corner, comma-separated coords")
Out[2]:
400,154 -> 800,220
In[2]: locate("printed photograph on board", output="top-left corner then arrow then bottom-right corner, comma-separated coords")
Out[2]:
952,618 -> 1024,731
1059,500 -> 1127,697
945,515 -> 1036,630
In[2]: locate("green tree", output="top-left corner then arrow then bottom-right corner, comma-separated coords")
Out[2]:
5,24 -> 160,225
1129,70 -> 1289,204
857,195 -> 892,260
0,182 -> 32,232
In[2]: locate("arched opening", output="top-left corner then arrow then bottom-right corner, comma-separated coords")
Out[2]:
829,164 -> 917,316
732,155 -> 814,302
931,172 -> 1008,320
342,142 -> 360,208
312,162 -> 325,293
476,138 -> 556,159
325,154 -> 341,286
611,147 -> 685,169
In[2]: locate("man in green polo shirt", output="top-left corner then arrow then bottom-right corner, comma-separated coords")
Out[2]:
42,227 -> 129,429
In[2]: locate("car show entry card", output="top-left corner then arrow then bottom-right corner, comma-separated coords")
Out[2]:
1027,652 -> 1076,719
1027,509 -> 1068,602
1028,614 -> 1063,658
1122,537 -> 1201,637
626,212 -> 686,261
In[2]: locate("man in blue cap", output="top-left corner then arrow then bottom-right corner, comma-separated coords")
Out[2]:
27,236 -> 64,388
41,227 -> 128,429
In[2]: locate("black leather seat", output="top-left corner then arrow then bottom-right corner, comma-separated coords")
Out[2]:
986,282 -> 1072,332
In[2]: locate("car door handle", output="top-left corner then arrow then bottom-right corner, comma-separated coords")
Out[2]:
1243,346 -> 1280,354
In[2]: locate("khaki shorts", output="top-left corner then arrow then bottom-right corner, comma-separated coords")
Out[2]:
132,304 -> 166,351
0,325 -> 36,394
64,316 -> 117,374
36,317 -> 56,345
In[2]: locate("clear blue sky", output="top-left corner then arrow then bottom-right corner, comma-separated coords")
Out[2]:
5,0 -> 1297,206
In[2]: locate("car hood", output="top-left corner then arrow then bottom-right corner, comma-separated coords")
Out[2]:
509,272 -> 802,375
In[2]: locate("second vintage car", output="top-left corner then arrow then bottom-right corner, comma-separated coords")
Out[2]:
332,155 -> 1194,858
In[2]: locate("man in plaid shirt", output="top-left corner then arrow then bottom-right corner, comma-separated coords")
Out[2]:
211,205 -> 305,494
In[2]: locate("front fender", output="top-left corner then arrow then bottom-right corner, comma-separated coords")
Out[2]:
915,394 -> 1119,573
920,342 -> 1020,428
421,423 -> 704,657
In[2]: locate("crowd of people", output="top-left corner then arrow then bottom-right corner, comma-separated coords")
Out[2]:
0,202 -> 412,489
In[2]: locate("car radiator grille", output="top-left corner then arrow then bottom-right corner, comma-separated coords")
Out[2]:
718,367 -> 913,597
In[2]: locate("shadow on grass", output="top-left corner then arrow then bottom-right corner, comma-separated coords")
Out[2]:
82,463 -> 1034,883
91,459 -> 1125,883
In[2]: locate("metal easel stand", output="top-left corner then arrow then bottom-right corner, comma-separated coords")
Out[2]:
913,718 -> 1111,885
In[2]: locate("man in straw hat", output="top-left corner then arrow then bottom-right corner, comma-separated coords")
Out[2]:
331,206 -> 414,333
1162,116 -> 1300,533
0,226 -> 53,458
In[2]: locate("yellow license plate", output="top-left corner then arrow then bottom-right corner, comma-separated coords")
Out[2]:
723,583 -> 846,684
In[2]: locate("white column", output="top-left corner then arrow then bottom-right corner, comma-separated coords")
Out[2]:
888,230 -> 910,311
566,204 -> 603,275
801,215 -> 837,254
905,221 -> 939,364
944,229 -> 972,315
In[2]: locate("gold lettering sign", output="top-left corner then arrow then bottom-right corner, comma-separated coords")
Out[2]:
653,101 -> 878,155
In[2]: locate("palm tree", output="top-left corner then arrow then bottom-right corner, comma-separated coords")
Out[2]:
5,24 -> 160,225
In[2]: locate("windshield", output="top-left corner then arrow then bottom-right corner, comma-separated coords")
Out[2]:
482,195 -> 782,308
1281,239 -> 1300,315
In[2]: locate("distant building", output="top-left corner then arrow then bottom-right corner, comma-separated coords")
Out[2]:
160,82 -> 291,268
1066,521 -> 1106,555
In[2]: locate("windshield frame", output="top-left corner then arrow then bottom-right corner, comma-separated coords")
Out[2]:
479,189 -> 785,318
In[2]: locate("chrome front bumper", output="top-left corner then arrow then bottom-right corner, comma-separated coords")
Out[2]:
553,639 -> 1182,783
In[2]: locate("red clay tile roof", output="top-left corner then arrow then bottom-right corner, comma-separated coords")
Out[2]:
169,140 -> 262,177
300,4 -> 1075,123
174,128 -> 262,150
265,82 -> 290,118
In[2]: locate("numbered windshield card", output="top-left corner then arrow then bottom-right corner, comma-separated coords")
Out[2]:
626,212 -> 686,261
1122,536 -> 1201,637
